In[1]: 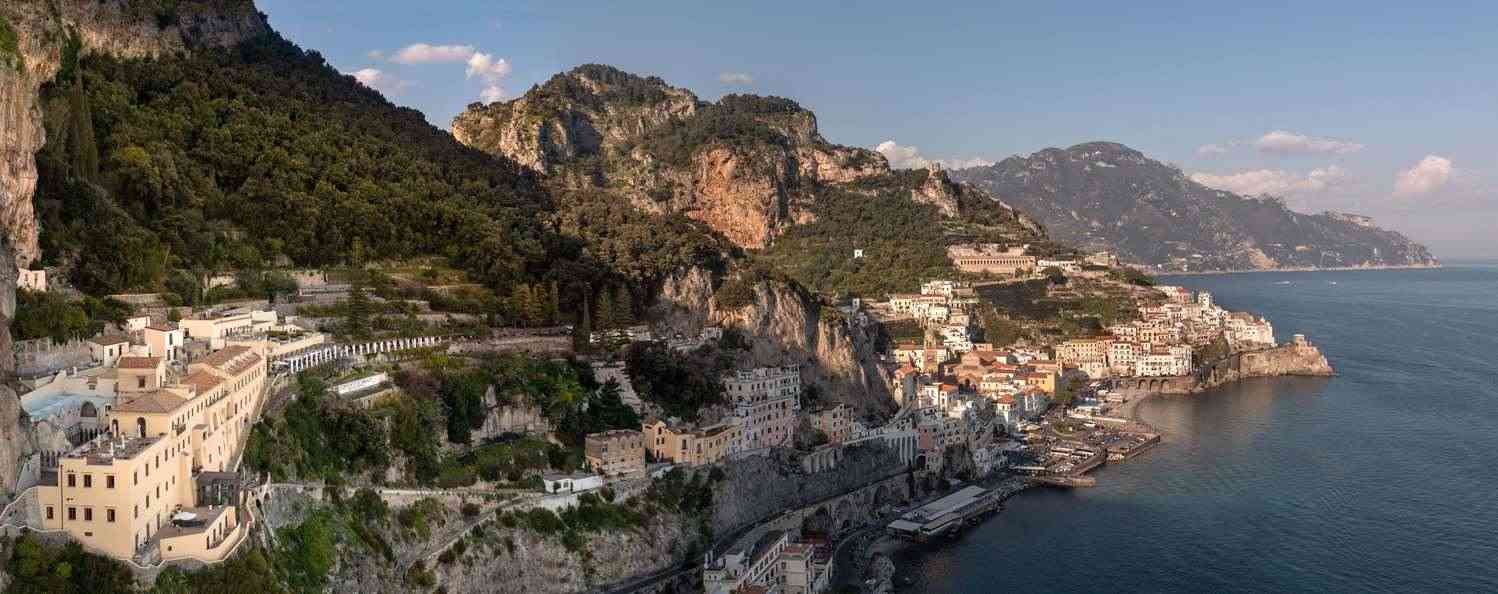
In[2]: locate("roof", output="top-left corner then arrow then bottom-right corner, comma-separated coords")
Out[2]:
197,345 -> 253,368
117,356 -> 162,370
196,346 -> 262,375
90,335 -> 130,347
113,390 -> 188,414
145,323 -> 178,332
182,370 -> 225,393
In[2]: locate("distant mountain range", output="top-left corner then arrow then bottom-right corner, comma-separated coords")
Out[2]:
951,142 -> 1438,271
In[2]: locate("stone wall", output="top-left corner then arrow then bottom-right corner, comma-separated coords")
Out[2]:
710,444 -> 907,537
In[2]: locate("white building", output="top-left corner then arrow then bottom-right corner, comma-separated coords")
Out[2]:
1134,344 -> 1193,377
17,268 -> 46,292
542,472 -> 603,494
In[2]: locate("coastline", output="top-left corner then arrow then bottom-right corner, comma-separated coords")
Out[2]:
1151,263 -> 1441,277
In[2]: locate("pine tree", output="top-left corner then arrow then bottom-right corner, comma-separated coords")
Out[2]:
524,283 -> 548,326
546,281 -> 561,325
68,73 -> 100,182
509,284 -> 535,327
347,279 -> 372,340
573,285 -> 593,353
596,289 -> 616,330
612,285 -> 634,327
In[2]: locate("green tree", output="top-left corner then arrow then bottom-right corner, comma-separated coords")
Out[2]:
346,279 -> 372,340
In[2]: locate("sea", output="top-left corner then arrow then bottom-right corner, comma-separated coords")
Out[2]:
896,262 -> 1498,593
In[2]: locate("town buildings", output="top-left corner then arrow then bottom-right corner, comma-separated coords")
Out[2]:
584,429 -> 646,476
723,366 -> 802,451
32,343 -> 267,564
641,418 -> 740,466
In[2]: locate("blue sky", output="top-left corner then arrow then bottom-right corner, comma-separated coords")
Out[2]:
257,0 -> 1497,258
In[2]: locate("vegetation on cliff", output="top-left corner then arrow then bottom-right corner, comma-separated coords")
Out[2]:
759,169 -> 1045,298
33,32 -> 554,296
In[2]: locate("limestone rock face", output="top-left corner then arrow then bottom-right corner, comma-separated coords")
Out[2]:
0,232 -> 31,492
0,0 -> 265,492
656,266 -> 895,415
451,65 -> 889,249
0,0 -> 267,267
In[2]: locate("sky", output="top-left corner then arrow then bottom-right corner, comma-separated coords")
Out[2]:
256,0 -> 1498,259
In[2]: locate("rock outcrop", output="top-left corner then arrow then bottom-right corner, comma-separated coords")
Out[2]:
452,65 -> 889,248
952,141 -> 1439,271
654,267 -> 896,415
0,231 -> 29,493
0,0 -> 267,267
0,0 -> 265,495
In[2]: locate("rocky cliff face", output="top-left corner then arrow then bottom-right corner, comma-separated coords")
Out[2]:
452,65 -> 889,248
1189,341 -> 1334,394
654,267 -> 896,415
0,232 -> 29,493
0,0 -> 265,494
0,0 -> 267,267
952,141 -> 1439,271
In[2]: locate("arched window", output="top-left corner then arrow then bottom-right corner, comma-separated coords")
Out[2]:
136,418 -> 146,438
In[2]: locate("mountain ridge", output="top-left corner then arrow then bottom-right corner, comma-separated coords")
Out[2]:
951,141 -> 1438,272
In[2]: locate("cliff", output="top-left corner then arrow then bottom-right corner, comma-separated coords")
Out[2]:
0,232 -> 29,493
0,0 -> 265,494
951,142 -> 1439,271
452,65 -> 890,248
654,267 -> 896,416
1196,341 -> 1335,391
0,0 -> 268,267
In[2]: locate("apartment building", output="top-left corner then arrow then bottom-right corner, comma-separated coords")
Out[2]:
807,403 -> 852,443
584,429 -> 645,476
723,367 -> 802,451
35,344 -> 266,564
641,419 -> 739,466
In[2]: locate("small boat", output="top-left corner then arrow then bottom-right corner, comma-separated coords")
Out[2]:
1327,281 -> 1338,285
1275,280 -> 1292,285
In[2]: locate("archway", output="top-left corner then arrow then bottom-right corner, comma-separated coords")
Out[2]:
80,402 -> 97,418
135,417 -> 146,438
834,498 -> 856,532
802,506 -> 833,537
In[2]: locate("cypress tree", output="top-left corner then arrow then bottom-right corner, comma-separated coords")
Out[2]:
612,285 -> 633,327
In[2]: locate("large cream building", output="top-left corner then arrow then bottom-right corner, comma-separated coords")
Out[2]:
947,244 -> 1037,275
34,345 -> 267,563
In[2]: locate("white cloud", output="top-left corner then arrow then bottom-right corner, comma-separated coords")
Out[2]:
1254,130 -> 1364,155
937,156 -> 996,169
366,50 -> 384,60
1393,155 -> 1453,197
874,140 -> 992,170
391,43 -> 477,64
350,68 -> 408,94
1190,166 -> 1350,196
466,52 -> 512,81
479,84 -> 508,103
1196,143 -> 1229,156
718,72 -> 754,85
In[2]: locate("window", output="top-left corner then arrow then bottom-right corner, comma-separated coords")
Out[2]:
84,508 -> 92,522
45,506 -> 53,520
107,509 -> 116,523
66,474 -> 75,487
83,474 -> 92,488
106,475 -> 115,489
67,507 -> 76,521
138,376 -> 146,389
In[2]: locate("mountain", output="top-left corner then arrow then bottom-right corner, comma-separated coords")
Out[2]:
950,142 -> 1439,271
452,65 -> 1046,295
